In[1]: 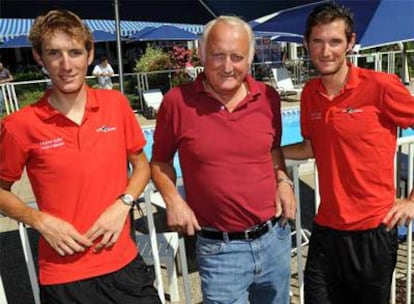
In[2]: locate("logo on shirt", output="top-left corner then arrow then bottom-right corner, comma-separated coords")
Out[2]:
96,125 -> 117,133
39,137 -> 64,150
342,107 -> 363,114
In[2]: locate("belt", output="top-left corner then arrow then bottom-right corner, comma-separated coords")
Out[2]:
199,216 -> 280,241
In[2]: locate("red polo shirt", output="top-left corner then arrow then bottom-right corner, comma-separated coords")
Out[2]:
152,73 -> 282,231
301,63 -> 414,230
0,87 -> 145,284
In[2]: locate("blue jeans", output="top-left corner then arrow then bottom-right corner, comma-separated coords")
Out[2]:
196,221 -> 291,304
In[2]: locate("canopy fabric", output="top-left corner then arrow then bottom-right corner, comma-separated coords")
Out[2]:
254,0 -> 414,49
0,18 -> 204,42
92,30 -> 118,43
130,25 -> 198,41
129,26 -> 157,40
0,35 -> 31,48
254,31 -> 304,44
0,0 -> 316,25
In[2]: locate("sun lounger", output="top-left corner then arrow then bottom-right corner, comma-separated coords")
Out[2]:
142,89 -> 163,119
272,67 -> 302,98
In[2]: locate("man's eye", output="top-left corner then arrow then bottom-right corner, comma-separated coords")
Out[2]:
330,40 -> 342,46
230,54 -> 243,62
70,50 -> 84,57
46,50 -> 58,56
213,54 -> 225,61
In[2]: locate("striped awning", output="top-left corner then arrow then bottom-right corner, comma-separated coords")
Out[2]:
0,18 -> 204,42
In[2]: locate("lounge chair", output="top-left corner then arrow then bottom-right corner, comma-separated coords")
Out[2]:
272,67 -> 303,98
142,89 -> 163,119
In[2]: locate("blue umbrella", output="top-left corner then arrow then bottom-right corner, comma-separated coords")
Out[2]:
272,34 -> 304,44
131,25 -> 198,41
129,26 -> 157,40
92,30 -> 118,43
254,0 -> 414,49
255,31 -> 304,43
0,35 -> 31,48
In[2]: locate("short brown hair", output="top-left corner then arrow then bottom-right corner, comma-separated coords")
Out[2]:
305,2 -> 354,43
29,10 -> 94,54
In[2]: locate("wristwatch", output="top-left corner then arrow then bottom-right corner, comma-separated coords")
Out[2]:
118,193 -> 135,207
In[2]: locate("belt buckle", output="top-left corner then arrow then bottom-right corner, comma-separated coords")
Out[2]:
244,224 -> 260,240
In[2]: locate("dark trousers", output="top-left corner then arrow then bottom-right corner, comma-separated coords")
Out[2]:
40,255 -> 161,304
304,222 -> 398,304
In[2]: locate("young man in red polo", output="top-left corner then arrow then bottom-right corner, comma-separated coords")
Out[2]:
0,9 -> 160,303
283,3 -> 414,304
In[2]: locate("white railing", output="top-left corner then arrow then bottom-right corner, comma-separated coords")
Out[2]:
392,135 -> 414,304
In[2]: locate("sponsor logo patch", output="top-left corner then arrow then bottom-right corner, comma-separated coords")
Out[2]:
96,125 -> 117,133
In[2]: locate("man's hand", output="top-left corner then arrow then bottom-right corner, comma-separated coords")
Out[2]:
36,212 -> 93,256
85,200 -> 131,253
382,198 -> 414,230
166,198 -> 201,236
277,182 -> 297,225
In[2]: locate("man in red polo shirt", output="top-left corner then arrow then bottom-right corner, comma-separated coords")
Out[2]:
283,3 -> 414,304
0,10 -> 160,303
151,16 -> 296,304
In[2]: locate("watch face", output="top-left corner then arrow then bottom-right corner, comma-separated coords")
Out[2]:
121,194 -> 134,206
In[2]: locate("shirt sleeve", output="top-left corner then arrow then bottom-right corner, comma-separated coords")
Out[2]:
0,121 -> 27,182
92,65 -> 99,75
266,85 -> 282,149
300,84 -> 311,139
119,94 -> 146,154
151,91 -> 177,163
381,74 -> 414,129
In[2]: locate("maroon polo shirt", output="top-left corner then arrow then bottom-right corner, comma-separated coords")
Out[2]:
152,73 -> 282,231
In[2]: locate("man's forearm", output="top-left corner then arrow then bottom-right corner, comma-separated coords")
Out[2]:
282,139 -> 314,160
150,161 -> 182,207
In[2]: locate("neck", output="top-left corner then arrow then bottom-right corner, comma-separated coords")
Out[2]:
321,63 -> 350,98
48,87 -> 87,124
204,80 -> 248,111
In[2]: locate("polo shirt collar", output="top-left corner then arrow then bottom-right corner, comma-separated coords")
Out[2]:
194,72 -> 262,101
33,86 -> 99,121
316,62 -> 361,94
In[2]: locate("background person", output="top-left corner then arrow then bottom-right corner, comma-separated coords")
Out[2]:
92,56 -> 114,89
282,3 -> 414,304
0,10 -> 160,303
0,61 -> 14,113
151,16 -> 296,304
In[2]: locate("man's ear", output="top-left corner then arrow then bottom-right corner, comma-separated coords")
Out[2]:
32,49 -> 44,67
303,39 -> 309,52
87,47 -> 95,66
346,33 -> 357,53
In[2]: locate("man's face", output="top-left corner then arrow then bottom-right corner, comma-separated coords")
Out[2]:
306,19 -> 355,76
203,21 -> 250,96
33,31 -> 93,95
